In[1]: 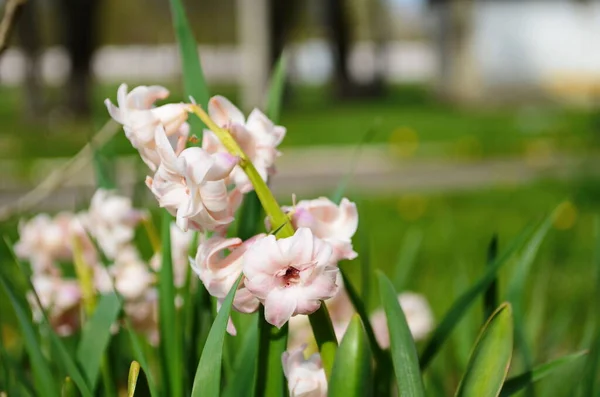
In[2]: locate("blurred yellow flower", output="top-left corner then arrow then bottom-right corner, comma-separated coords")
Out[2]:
553,201 -> 578,230
389,127 -> 419,158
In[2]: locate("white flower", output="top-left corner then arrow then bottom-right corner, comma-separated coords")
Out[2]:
203,95 -> 286,192
284,197 -> 358,263
150,222 -> 195,288
105,84 -> 192,170
81,189 -> 145,260
146,126 -> 240,232
282,345 -> 327,397
371,292 -> 434,348
29,275 -> 82,336
111,247 -> 155,301
243,228 -> 337,328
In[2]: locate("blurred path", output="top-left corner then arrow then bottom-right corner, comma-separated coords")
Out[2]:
1,145 -> 599,214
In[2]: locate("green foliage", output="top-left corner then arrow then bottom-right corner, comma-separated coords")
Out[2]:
455,303 -> 513,397
192,276 -> 242,397
329,315 -> 373,397
377,271 -> 425,397
76,292 -> 122,387
128,361 -> 141,397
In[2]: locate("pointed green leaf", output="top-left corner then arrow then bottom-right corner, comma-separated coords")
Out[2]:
48,331 -> 93,397
329,315 -> 373,397
61,377 -> 76,397
265,53 -> 287,123
158,210 -> 183,397
0,273 -> 58,397
255,309 -> 288,397
581,215 -> 600,396
76,292 -> 122,388
377,271 -> 425,397
223,316 -> 259,397
420,223 -> 534,369
125,322 -> 158,397
308,304 -> 338,378
169,0 -> 209,107
393,228 -> 422,291
455,303 -> 513,397
500,351 -> 588,396
483,235 -> 498,320
192,276 -> 243,397
128,361 -> 141,397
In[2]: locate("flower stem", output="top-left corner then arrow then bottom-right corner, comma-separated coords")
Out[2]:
72,236 -> 96,314
190,105 -> 294,238
142,214 -> 161,254
308,304 -> 338,378
255,306 -> 289,397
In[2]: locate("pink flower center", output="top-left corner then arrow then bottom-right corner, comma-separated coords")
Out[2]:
281,266 -> 300,287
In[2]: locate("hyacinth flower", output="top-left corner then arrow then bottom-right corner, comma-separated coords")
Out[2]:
282,344 -> 327,397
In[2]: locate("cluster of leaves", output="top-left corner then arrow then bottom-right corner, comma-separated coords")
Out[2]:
1,1 -> 600,396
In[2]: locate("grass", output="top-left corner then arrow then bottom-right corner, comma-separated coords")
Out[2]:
0,84 -> 598,162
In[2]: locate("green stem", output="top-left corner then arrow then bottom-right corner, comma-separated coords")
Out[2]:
191,105 -> 294,238
100,357 -> 116,397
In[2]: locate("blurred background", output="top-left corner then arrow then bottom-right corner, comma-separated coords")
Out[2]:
1,0 -> 600,393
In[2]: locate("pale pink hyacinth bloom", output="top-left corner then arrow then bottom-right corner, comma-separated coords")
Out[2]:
282,345 -> 327,397
203,95 -> 286,192
15,212 -> 96,274
81,189 -> 145,260
105,84 -> 192,170
29,275 -> 82,336
371,292 -> 434,349
191,234 -> 263,314
146,126 -> 240,232
243,228 -> 337,328
111,247 -> 156,301
284,197 -> 358,263
150,223 -> 195,288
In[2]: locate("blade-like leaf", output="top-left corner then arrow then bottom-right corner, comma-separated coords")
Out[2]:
76,292 -> 122,387
158,210 -> 183,397
0,273 -> 58,397
377,271 -> 425,397
420,223 -> 534,369
329,315 -> 373,397
255,309 -> 289,397
500,351 -> 588,396
393,228 -> 422,291
128,361 -> 141,397
308,304 -> 338,378
455,303 -> 514,397
265,53 -> 287,123
169,0 -> 209,107
223,316 -> 259,397
192,276 -> 243,397
125,322 -> 158,397
581,215 -> 600,396
61,377 -> 76,397
340,268 -> 384,359
483,234 -> 498,320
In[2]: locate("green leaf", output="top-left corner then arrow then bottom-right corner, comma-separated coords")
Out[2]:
91,145 -> 116,190
581,215 -> 600,396
192,276 -> 243,397
124,322 -> 158,397
377,271 -> 425,397
0,272 -> 58,397
340,268 -> 384,359
128,361 -> 141,397
265,53 -> 287,123
158,210 -> 183,397
255,309 -> 289,397
329,315 -> 373,397
2,237 -> 91,396
483,234 -> 498,320
420,223 -> 534,369
76,292 -> 122,388
308,304 -> 339,378
169,0 -> 209,135
392,228 -> 422,291
61,377 -> 76,397
455,303 -> 514,397
223,316 -> 259,397
500,351 -> 588,396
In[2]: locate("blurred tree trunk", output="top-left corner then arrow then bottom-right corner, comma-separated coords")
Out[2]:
430,0 -> 479,102
58,0 -> 100,117
16,0 -> 44,119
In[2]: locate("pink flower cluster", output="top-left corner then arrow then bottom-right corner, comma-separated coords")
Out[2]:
106,86 -> 359,330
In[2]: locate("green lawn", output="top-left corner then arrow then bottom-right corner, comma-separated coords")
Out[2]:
0,84 -> 598,161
